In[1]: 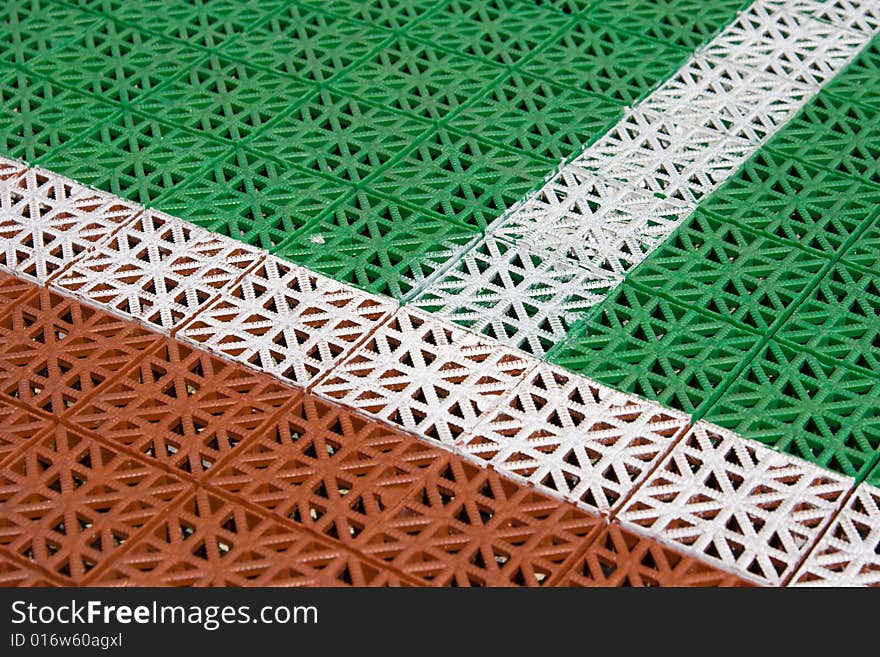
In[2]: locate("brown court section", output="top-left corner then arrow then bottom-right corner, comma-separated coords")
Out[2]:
0,273 -> 752,587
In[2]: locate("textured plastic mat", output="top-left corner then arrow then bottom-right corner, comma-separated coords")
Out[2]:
14,0 -> 735,281
0,166 -> 141,283
619,422 -> 850,586
315,308 -> 533,445
206,394 -> 443,546
179,255 -> 395,387
559,524 -> 754,587
0,288 -> 162,415
54,209 -> 262,332
0,423 -> 191,584
67,340 -> 295,480
275,192 -> 478,302
1,273 -> 747,587
0,403 -> 55,465
1,0 -> 879,587
704,340 -> 880,480
549,282 -> 763,414
412,236 -> 618,356
457,362 -> 689,514
791,483 -> 880,586
355,457 -> 603,586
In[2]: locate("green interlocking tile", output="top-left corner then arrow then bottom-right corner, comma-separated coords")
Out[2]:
407,0 -> 571,68
705,340 -> 880,481
449,71 -> 621,162
274,191 -> 479,301
37,109 -> 227,206
0,69 -> 118,161
370,127 -> 546,231
519,19 -> 688,105
824,35 -> 880,113
135,55 -> 312,143
335,36 -> 502,122
845,210 -> 880,272
698,149 -> 880,258
27,18 -> 204,105
585,0 -> 751,51
85,0 -> 286,50
220,4 -> 391,84
311,0 -> 445,31
776,262 -> 880,379
625,210 -> 831,334
549,283 -> 763,415
248,89 -> 432,184
1,0 -> 102,67
766,93 -> 880,187
528,0 -> 596,15
159,147 -> 350,251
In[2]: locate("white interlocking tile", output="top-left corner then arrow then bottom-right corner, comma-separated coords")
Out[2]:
180,255 -> 396,386
0,167 -> 140,283
458,362 -> 689,514
53,210 -> 261,331
619,421 -> 852,586
790,483 -> 880,587
315,307 -> 535,445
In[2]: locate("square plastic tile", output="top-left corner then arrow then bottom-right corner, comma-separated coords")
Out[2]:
208,394 -> 445,544
0,425 -> 190,584
458,362 -> 689,514
790,483 -> 880,587
0,167 -> 141,284
93,490 -> 402,586
0,288 -> 162,415
357,458 -> 602,586
412,237 -> 620,356
68,339 -> 296,479
315,308 -> 534,445
619,421 -> 852,586
53,210 -> 262,332
180,256 -> 395,387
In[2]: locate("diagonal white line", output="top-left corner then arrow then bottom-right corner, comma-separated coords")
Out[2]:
412,0 -> 879,357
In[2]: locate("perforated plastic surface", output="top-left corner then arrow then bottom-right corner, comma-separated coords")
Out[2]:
68,340 -> 294,479
457,363 -> 689,513
315,308 -> 533,445
705,340 -> 880,480
179,256 -> 395,386
356,457 -> 602,586
0,167 -> 140,283
620,422 -> 851,586
275,192 -> 477,302
0,424 -> 191,584
791,483 -> 880,586
0,274 -> 632,588
1,0 -> 879,588
550,283 -> 763,415
54,210 -> 262,331
206,395 -> 441,546
0,288 -> 162,415
559,524 -> 754,587
412,236 -> 619,356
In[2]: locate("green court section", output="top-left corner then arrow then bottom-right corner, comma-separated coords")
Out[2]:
550,41 -> 880,484
0,0 -> 750,302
